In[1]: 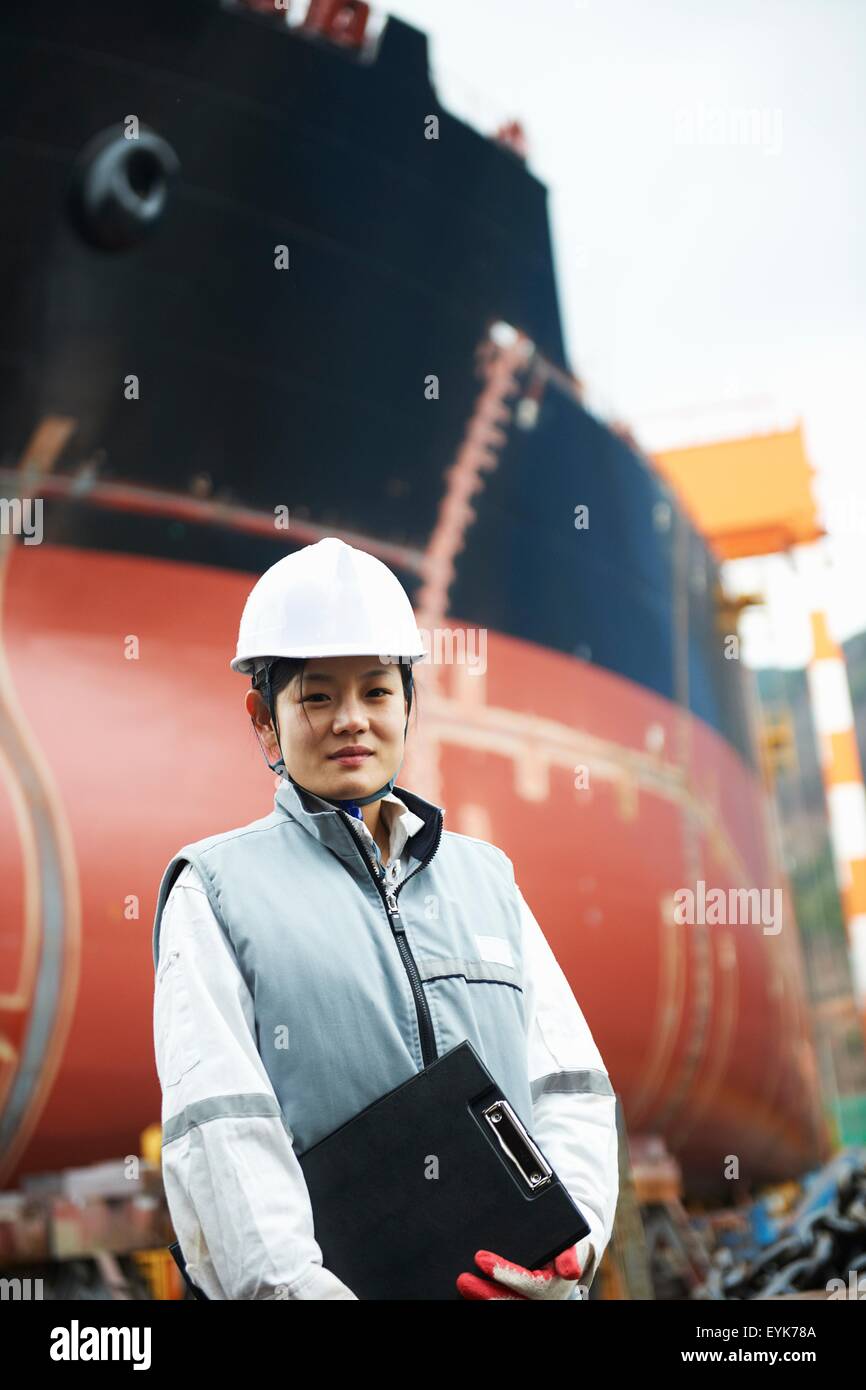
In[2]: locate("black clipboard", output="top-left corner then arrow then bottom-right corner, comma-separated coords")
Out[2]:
297,1039 -> 590,1299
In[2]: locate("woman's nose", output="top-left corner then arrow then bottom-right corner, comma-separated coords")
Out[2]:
333,697 -> 368,727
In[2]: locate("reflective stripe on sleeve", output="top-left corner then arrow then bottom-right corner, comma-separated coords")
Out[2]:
530,1069 -> 615,1101
162,1092 -> 288,1146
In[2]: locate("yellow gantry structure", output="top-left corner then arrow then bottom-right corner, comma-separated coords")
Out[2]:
653,423 -> 823,560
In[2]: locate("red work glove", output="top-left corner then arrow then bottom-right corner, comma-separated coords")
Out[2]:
456,1243 -> 583,1300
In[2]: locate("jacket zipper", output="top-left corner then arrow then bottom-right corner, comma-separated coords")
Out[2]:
337,809 -> 443,1068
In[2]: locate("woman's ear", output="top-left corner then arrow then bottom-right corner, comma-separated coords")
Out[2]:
245,689 -> 273,736
244,688 -> 263,722
246,689 -> 280,760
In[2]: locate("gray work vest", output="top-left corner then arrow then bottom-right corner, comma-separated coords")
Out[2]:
152,778 -> 534,1154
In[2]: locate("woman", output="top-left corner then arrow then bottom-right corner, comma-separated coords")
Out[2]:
152,537 -> 618,1300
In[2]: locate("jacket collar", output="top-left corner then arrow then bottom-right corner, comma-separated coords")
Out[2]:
274,776 -> 444,867
356,793 -> 426,865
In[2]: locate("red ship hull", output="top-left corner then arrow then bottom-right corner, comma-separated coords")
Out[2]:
0,544 -> 826,1195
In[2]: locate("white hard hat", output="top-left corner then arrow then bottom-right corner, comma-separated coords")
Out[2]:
231,536 -> 426,675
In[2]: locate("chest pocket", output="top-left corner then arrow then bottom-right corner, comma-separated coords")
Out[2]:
154,947 -> 201,1088
412,932 -> 525,1037
407,906 -> 524,999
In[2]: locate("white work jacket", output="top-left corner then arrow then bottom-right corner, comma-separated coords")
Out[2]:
153,787 -> 619,1299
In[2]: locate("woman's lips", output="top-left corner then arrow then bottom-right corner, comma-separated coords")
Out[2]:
329,751 -> 373,766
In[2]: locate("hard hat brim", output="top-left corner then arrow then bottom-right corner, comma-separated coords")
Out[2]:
231,645 -> 425,675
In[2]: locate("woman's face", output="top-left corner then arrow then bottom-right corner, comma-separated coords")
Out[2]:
246,654 -> 409,797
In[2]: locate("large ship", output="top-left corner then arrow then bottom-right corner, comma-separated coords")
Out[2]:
0,0 -> 826,1203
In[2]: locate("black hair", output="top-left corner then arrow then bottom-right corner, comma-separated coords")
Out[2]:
252,656 -> 417,747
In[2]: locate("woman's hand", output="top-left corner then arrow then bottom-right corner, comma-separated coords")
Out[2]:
456,1244 -> 583,1300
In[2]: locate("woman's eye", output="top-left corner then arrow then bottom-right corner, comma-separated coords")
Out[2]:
300,689 -> 391,702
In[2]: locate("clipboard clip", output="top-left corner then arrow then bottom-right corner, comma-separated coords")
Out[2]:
482,1097 -> 553,1192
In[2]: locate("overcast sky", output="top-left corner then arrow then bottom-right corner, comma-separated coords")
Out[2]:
385,0 -> 866,664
